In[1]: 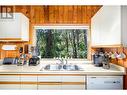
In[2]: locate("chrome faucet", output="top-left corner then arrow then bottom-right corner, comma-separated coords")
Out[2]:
56,58 -> 64,64
56,58 -> 68,65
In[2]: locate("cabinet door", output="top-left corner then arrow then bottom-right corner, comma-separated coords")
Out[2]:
21,85 -> 37,90
99,6 -> 121,46
91,9 -> 101,46
0,84 -> 20,90
61,85 -> 85,90
20,75 -> 37,90
61,76 -> 85,82
61,76 -> 85,90
0,13 -> 29,41
91,6 -> 121,46
0,14 -> 21,39
0,75 -> 20,90
38,84 -> 61,90
0,75 -> 20,82
38,76 -> 61,82
121,6 -> 127,47
38,76 -> 61,90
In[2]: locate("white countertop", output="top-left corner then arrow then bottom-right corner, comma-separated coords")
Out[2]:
0,60 -> 126,75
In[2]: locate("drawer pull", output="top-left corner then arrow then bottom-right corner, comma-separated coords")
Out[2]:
38,82 -> 61,85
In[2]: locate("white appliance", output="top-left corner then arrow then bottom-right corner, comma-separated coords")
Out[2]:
87,76 -> 123,90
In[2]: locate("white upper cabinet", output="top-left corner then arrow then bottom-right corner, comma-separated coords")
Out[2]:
91,6 -> 127,47
0,13 -> 29,41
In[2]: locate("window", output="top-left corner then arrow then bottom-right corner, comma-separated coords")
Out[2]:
34,26 -> 89,59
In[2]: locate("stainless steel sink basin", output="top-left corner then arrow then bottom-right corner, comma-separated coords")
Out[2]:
40,64 -> 83,71
63,64 -> 82,71
43,64 -> 62,71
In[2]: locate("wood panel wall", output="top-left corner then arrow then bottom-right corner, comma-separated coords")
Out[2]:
14,6 -> 101,24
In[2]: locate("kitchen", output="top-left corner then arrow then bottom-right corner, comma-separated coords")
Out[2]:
0,5 -> 126,90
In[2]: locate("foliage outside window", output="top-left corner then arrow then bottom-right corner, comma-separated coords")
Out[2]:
36,29 -> 88,58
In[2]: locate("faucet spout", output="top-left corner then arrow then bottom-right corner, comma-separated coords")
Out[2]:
56,58 -> 64,64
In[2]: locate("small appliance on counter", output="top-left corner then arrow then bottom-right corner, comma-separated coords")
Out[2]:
3,57 -> 19,65
28,46 -> 40,66
3,57 -> 14,65
17,54 -> 27,66
29,56 -> 40,66
93,48 -> 110,69
102,53 -> 110,69
17,47 -> 27,66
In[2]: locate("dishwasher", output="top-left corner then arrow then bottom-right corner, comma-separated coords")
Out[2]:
87,76 -> 123,90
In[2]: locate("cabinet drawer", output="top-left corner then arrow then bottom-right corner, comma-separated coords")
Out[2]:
38,85 -> 61,90
38,76 -> 61,82
0,75 -> 20,82
61,85 -> 85,90
21,85 -> 37,90
0,84 -> 20,90
21,76 -> 37,82
61,76 -> 85,82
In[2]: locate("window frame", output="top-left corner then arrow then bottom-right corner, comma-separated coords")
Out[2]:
33,25 -> 90,60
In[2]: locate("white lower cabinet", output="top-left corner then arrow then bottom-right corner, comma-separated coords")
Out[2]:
38,76 -> 61,90
61,85 -> 85,90
61,76 -> 86,90
0,75 -> 20,90
0,75 -> 86,90
20,75 -> 37,90
61,76 -> 85,82
0,84 -> 20,90
37,75 -> 86,90
0,75 -> 20,82
0,74 -> 123,90
21,85 -> 37,90
38,85 -> 61,90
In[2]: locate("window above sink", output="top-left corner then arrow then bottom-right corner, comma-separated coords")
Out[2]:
33,25 -> 90,60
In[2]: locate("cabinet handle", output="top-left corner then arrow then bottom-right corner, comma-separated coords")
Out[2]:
38,82 -> 61,85
38,82 -> 85,85
61,82 -> 85,85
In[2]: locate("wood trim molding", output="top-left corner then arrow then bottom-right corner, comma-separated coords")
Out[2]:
32,24 -> 90,27
91,44 -> 123,48
0,74 -> 20,76
0,74 -> 85,76
37,74 -> 85,76
61,82 -> 85,85
21,82 -> 37,85
0,38 -> 22,40
0,81 -> 85,85
38,82 -> 85,85
38,82 -> 61,85
0,82 -> 20,84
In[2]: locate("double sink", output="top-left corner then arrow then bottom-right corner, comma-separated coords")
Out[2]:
41,64 -> 83,71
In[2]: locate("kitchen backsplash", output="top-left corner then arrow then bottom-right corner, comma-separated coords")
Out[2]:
92,47 -> 127,68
